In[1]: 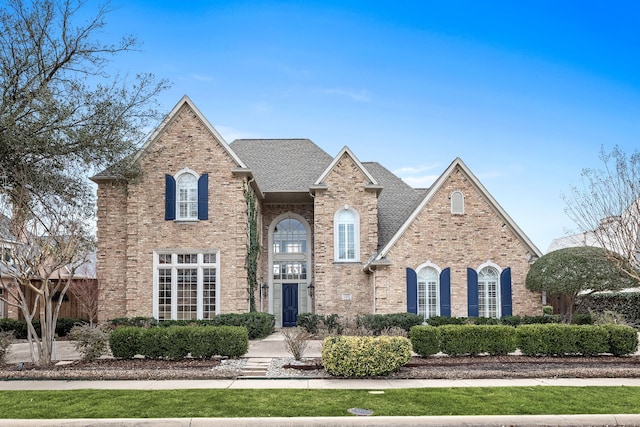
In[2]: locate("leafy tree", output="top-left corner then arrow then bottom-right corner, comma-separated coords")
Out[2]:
526,246 -> 638,323
0,0 -> 169,226
565,146 -> 640,283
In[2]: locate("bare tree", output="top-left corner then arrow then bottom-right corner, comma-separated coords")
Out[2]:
69,276 -> 99,326
0,0 -> 169,227
565,146 -> 640,284
0,199 -> 94,365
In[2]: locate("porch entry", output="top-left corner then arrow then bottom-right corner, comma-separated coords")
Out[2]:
269,213 -> 312,328
282,283 -> 298,327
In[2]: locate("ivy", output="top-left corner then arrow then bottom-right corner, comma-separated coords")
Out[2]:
244,180 -> 260,312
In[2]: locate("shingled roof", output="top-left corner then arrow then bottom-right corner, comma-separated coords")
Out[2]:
363,162 -> 426,249
230,139 -> 333,193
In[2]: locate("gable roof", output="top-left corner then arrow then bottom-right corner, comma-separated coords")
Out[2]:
230,139 -> 333,193
314,146 -> 379,187
92,96 -> 246,181
374,157 -> 543,262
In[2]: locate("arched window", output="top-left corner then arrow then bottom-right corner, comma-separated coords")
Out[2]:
177,173 -> 198,220
417,265 -> 440,319
334,207 -> 359,262
273,218 -> 307,254
478,266 -> 500,318
451,191 -> 464,214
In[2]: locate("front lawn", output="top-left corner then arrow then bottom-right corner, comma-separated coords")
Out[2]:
1,387 -> 640,418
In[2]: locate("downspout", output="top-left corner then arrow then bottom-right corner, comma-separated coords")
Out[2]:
367,265 -> 376,314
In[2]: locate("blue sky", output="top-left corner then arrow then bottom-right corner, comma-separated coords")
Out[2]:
97,1 -> 640,252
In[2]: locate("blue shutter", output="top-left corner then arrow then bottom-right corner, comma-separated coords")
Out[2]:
197,173 -> 208,220
439,268 -> 451,317
467,268 -> 479,317
406,268 -> 418,314
165,175 -> 176,221
500,267 -> 513,317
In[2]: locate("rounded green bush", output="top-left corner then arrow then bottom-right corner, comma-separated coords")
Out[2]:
602,324 -> 639,356
321,335 -> 412,377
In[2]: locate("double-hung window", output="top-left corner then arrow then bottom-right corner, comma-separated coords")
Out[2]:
478,266 -> 499,318
417,266 -> 440,319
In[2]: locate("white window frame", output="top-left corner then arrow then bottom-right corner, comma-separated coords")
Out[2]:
175,168 -> 199,221
152,250 -> 220,320
416,262 -> 440,320
334,206 -> 360,262
451,190 -> 464,215
477,262 -> 501,318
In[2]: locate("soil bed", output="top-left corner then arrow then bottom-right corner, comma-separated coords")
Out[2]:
3,355 -> 640,381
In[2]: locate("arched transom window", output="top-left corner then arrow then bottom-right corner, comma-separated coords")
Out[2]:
273,218 -> 307,254
334,207 -> 359,262
177,172 -> 198,220
417,266 -> 440,319
478,266 -> 500,318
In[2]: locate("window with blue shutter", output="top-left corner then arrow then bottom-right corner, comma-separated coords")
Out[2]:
439,268 -> 451,317
467,268 -> 479,317
165,175 -> 176,220
197,174 -> 208,220
406,267 -> 418,314
500,267 -> 512,317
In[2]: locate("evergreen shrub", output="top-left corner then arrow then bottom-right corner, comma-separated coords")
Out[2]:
409,325 -> 440,357
109,326 -> 142,359
439,325 -> 516,356
322,335 -> 412,377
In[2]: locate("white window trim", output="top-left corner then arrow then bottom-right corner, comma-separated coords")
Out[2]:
152,250 -> 220,320
416,261 -> 441,320
333,206 -> 360,262
476,261 -> 502,318
451,190 -> 464,215
175,167 -> 200,222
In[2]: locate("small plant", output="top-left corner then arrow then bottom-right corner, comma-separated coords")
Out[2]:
0,330 -> 14,363
69,323 -> 110,362
592,310 -> 629,326
281,327 -> 311,360
543,305 -> 554,315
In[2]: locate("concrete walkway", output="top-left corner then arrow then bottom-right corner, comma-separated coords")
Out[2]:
3,332 -> 640,426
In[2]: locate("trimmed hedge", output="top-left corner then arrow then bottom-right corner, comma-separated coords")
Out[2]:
322,335 -> 412,377
438,325 -> 517,356
108,325 -> 248,359
516,324 -> 635,356
109,327 -> 142,359
109,313 -> 274,340
579,292 -> 640,327
409,325 -> 440,357
356,313 -> 423,334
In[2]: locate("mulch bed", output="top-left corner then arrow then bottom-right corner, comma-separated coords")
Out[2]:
4,355 -> 640,381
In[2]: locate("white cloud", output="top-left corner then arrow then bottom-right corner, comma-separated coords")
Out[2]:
322,88 -> 371,102
401,175 -> 440,188
191,74 -> 215,82
215,125 -> 261,142
393,164 -> 439,175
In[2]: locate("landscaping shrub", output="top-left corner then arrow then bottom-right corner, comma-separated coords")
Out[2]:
470,317 -> 500,325
189,326 -> 219,359
211,326 -> 249,358
500,315 -> 522,327
521,315 -> 561,324
0,330 -> 14,363
356,313 -> 423,335
109,326 -> 142,359
425,316 -> 467,327
0,318 -> 25,337
0,317 -> 85,339
55,318 -> 86,337
601,324 -> 639,356
109,317 -> 158,329
281,327 -> 311,360
579,292 -> 640,327
516,324 -> 614,356
298,313 -> 343,335
409,325 -> 440,357
322,335 -> 412,377
571,313 -> 594,325
209,312 -> 274,339
439,325 -> 516,356
69,323 -> 111,362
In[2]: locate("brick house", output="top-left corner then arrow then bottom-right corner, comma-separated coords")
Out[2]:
92,96 -> 543,327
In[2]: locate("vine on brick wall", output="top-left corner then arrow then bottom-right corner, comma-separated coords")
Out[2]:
244,180 -> 260,312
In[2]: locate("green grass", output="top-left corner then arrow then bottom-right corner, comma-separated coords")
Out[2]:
1,387 -> 640,418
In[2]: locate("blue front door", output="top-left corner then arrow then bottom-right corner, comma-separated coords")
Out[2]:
282,283 -> 298,327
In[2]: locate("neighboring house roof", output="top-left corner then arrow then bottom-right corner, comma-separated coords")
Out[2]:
547,231 -> 601,253
373,157 -> 543,263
